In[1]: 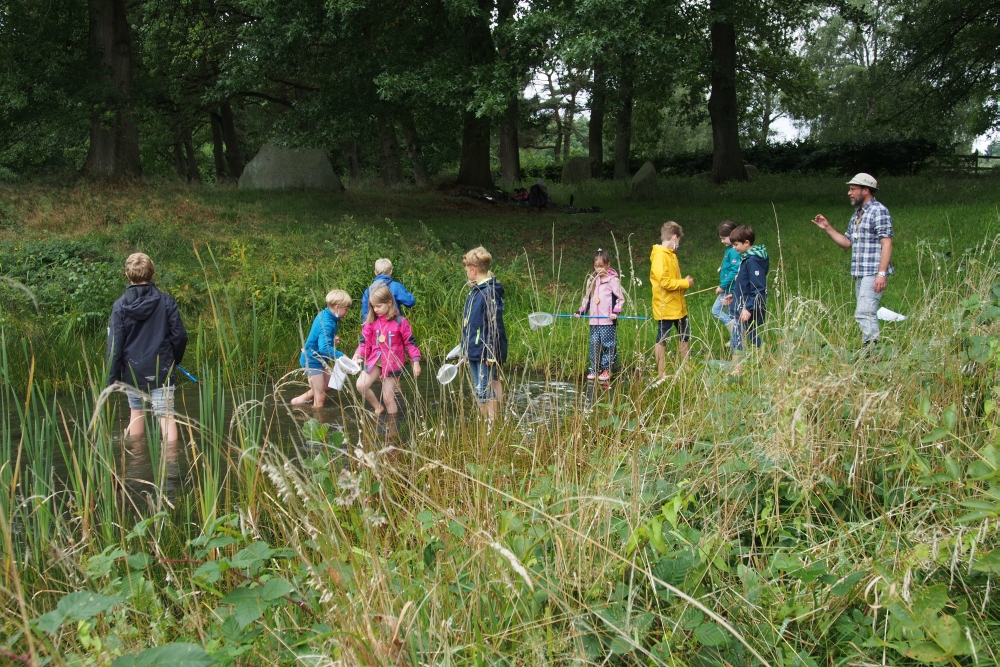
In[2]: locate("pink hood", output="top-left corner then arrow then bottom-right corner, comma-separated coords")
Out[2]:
354,315 -> 421,376
579,268 -> 623,325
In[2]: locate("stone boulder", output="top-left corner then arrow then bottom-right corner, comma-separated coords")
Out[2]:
238,142 -> 344,191
744,164 -> 758,180
629,161 -> 659,197
561,156 -> 592,184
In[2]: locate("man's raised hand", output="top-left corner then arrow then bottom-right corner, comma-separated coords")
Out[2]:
811,214 -> 831,230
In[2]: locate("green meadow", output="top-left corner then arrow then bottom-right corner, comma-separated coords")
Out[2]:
2,174 -> 1000,666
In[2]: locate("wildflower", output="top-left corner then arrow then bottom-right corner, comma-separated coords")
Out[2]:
363,508 -> 388,527
335,469 -> 362,507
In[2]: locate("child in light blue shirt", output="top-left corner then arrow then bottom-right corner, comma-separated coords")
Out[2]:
712,221 -> 740,332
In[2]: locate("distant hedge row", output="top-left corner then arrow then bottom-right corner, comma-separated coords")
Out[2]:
522,138 -> 945,182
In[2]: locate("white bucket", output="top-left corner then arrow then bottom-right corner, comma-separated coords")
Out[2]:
876,307 -> 906,322
328,356 -> 361,391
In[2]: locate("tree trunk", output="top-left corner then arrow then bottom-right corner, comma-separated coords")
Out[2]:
82,0 -> 141,180
708,0 -> 748,184
378,117 -> 403,186
552,108 -> 563,162
173,143 -> 186,179
456,0 -> 496,189
220,101 -> 244,179
589,62 -> 606,179
210,112 -> 228,180
457,111 -> 495,189
183,130 -> 201,183
401,113 -> 429,187
346,139 -> 362,184
564,90 -> 576,162
613,54 -> 635,180
497,98 -> 520,187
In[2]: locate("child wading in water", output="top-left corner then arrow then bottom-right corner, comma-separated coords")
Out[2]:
353,285 -> 421,416
291,289 -> 351,408
712,221 -> 740,335
650,221 -> 694,376
575,249 -> 623,381
461,246 -> 507,419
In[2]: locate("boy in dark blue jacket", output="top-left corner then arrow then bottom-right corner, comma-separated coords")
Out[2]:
728,225 -> 769,357
360,258 -> 416,319
460,246 -> 507,419
106,253 -> 188,441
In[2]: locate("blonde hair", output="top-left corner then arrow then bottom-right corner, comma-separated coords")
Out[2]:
374,258 -> 393,276
462,246 -> 492,272
661,221 -> 683,241
326,289 -> 352,309
365,285 -> 398,323
125,252 -> 154,283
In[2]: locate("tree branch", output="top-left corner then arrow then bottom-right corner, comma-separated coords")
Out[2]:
239,91 -> 294,107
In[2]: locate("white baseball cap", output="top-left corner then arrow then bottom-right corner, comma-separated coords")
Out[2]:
847,173 -> 878,190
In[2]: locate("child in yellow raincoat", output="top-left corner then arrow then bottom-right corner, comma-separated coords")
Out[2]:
650,221 -> 694,376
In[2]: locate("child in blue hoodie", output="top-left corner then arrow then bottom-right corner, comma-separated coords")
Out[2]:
461,246 -> 507,419
291,289 -> 351,408
712,221 -> 740,334
360,258 -> 416,319
728,225 -> 769,357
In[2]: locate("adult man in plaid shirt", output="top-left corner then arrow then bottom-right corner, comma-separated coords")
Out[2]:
811,173 -> 894,346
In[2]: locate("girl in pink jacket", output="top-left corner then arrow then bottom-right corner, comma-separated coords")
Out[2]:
575,249 -> 623,381
353,285 -> 421,415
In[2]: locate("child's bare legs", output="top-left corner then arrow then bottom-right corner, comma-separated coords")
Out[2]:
125,409 -> 145,438
160,414 -> 179,442
356,369 -> 384,415
310,372 -> 331,408
290,388 -> 314,405
654,342 -> 666,376
679,341 -> 690,360
380,375 -> 400,414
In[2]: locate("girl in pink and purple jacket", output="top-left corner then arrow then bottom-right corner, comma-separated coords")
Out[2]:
352,285 -> 421,415
574,249 -> 623,381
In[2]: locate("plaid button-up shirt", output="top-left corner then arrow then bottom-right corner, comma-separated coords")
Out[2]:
845,198 -> 894,277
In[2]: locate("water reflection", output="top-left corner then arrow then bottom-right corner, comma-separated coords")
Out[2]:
116,434 -> 190,513
20,371 -> 606,511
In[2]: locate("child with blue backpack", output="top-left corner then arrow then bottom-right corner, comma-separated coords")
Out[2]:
360,258 -> 416,319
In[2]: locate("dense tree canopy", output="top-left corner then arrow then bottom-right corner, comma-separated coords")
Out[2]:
0,0 -> 996,184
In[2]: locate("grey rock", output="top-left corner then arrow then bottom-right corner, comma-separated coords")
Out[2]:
561,156 -> 592,184
744,164 -> 758,180
238,142 -> 344,191
629,161 -> 659,197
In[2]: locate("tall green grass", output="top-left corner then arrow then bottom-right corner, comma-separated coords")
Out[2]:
2,210 -> 1000,665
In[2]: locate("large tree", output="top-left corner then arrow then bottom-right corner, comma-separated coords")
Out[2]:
82,0 -> 142,180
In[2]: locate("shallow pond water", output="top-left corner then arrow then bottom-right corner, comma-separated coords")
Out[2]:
4,369 -> 612,513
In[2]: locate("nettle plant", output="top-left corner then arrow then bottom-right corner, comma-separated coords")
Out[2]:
26,514 -> 315,667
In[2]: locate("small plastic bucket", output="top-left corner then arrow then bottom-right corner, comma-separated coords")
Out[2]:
328,356 -> 361,390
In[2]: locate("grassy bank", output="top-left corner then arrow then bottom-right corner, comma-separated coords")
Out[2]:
2,174 -> 1000,388
1,175 -> 1000,665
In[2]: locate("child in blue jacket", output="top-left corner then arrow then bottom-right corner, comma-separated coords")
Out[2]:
728,225 -> 769,356
712,221 -> 740,333
461,246 -> 507,419
291,289 -> 351,408
360,258 -> 416,319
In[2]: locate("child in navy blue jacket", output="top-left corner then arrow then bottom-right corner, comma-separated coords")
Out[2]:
460,246 -> 507,419
728,225 -> 769,356
291,289 -> 351,408
360,258 -> 416,319
106,253 -> 187,441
